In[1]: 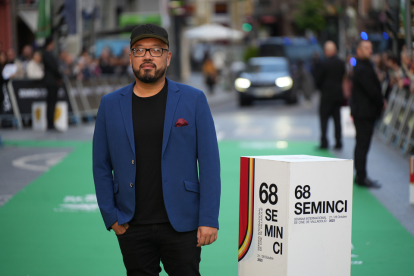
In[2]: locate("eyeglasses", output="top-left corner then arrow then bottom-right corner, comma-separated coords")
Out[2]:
131,48 -> 169,57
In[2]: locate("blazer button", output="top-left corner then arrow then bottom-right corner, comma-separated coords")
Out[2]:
132,160 -> 135,165
130,183 -> 133,188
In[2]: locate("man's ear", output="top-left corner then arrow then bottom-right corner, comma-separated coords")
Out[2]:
167,51 -> 172,67
129,52 -> 133,68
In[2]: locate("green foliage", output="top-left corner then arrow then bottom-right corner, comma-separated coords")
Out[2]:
294,0 -> 326,32
243,46 -> 259,62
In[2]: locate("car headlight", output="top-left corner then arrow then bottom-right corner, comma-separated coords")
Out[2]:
275,77 -> 293,88
235,78 -> 251,92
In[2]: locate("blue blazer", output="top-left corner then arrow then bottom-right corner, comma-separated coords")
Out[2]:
93,78 -> 221,232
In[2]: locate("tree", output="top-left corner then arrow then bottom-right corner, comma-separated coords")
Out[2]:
294,0 -> 326,32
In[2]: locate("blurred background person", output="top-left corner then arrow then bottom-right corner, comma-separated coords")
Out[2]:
6,48 -> 24,79
73,48 -> 93,80
19,45 -> 33,75
315,41 -> 346,150
386,55 -> 403,90
26,51 -> 44,79
202,55 -> 217,94
117,46 -> 131,75
59,50 -> 75,79
400,50 -> 414,93
42,37 -> 62,130
351,40 -> 386,188
99,47 -> 115,75
0,51 -> 5,117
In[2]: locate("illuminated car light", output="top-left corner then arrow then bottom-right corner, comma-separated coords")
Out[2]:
235,78 -> 251,91
275,77 -> 293,88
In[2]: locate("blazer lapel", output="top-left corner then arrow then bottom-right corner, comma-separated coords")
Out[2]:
162,78 -> 180,156
119,82 -> 135,156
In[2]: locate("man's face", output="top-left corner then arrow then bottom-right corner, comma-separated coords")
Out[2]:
357,41 -> 373,60
129,37 -> 172,83
7,49 -> 15,61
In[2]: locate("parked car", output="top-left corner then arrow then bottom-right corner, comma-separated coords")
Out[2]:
235,57 -> 297,106
259,36 -> 323,64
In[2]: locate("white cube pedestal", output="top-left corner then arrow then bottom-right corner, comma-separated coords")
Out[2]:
238,155 -> 353,276
32,102 -> 47,131
54,101 -> 68,132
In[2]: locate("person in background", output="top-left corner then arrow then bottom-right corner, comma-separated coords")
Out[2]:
26,51 -> 44,79
42,37 -> 62,130
202,56 -> 217,94
59,50 -> 75,79
400,50 -> 414,93
6,48 -> 25,79
99,47 -> 115,75
0,51 -> 6,116
117,46 -> 131,75
386,55 -> 403,92
20,45 -> 33,75
74,48 -> 92,80
315,41 -> 346,150
351,40 -> 386,188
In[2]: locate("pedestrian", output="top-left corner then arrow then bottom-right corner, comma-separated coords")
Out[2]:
0,51 -> 6,115
26,51 -> 44,79
0,51 -> 6,146
202,55 -> 217,94
5,48 -> 24,79
351,40 -> 386,188
315,41 -> 346,150
92,24 -> 221,275
42,37 -> 62,130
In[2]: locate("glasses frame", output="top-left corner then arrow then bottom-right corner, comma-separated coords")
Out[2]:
131,47 -> 169,57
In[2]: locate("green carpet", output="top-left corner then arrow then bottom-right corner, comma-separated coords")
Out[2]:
0,140 -> 413,275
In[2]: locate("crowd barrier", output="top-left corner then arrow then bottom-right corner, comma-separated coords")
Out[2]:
378,84 -> 414,154
1,75 -> 134,129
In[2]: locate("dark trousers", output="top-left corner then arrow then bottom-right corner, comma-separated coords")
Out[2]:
46,85 -> 58,129
354,118 -> 376,179
319,102 -> 342,147
116,222 -> 201,276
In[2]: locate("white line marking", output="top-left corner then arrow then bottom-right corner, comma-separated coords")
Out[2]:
12,152 -> 68,172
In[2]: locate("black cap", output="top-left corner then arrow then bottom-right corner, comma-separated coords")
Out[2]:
45,36 -> 54,47
130,24 -> 169,48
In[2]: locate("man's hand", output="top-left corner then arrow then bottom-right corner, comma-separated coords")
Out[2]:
197,226 -> 218,247
111,221 -> 129,235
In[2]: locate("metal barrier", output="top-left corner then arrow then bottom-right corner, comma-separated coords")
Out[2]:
378,84 -> 414,154
0,76 -> 134,129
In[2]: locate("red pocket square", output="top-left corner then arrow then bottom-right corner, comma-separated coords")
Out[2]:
175,118 -> 189,127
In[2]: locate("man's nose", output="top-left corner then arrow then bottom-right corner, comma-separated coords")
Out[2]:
143,50 -> 153,59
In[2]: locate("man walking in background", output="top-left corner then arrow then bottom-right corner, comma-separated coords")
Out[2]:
42,37 -> 62,130
93,24 -> 221,275
316,41 -> 346,150
351,40 -> 386,188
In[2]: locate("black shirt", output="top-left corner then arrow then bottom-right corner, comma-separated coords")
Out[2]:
351,59 -> 384,119
129,80 -> 169,225
315,56 -> 346,104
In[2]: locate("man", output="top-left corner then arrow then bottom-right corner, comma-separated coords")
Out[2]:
315,41 -> 346,150
6,48 -> 25,79
92,24 -> 221,275
42,37 -> 62,130
351,40 -> 386,188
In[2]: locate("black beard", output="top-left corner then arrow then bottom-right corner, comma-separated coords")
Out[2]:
133,62 -> 166,83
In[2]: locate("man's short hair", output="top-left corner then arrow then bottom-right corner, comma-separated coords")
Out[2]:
356,39 -> 371,49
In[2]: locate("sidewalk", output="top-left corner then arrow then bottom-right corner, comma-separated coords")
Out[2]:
183,72 -> 236,108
